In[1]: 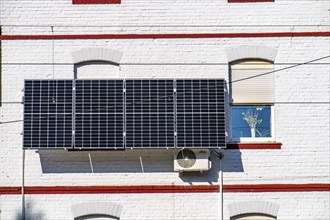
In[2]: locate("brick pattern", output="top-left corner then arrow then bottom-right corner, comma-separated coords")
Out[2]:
0,0 -> 329,219
71,202 -> 122,218
71,47 -> 123,64
227,201 -> 279,218
226,45 -> 278,62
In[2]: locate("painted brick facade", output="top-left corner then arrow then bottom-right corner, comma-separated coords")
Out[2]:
0,0 -> 329,219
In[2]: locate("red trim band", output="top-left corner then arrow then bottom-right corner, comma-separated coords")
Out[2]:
0,187 -> 21,195
224,184 -> 330,192
73,0 -> 121,4
0,32 -> 329,40
228,0 -> 274,2
226,143 -> 281,149
1,185 -> 218,195
1,184 -> 329,195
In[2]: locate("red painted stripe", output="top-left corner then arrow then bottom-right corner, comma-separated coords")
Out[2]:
224,184 -> 330,192
0,32 -> 329,40
228,0 -> 274,2
1,184 -> 329,195
226,143 -> 281,149
73,0 -> 121,4
24,185 -> 220,194
0,187 -> 21,195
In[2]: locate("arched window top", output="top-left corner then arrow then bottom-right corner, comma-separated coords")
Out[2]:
71,202 -> 123,219
226,45 -> 277,63
71,48 -> 123,65
230,59 -> 274,70
231,213 -> 276,220
227,201 -> 279,219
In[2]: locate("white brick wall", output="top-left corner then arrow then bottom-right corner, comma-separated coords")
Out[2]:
1,0 -> 329,219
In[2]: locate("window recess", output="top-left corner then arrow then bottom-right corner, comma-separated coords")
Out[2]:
229,60 -> 275,142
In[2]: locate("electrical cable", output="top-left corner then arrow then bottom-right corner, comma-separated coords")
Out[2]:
1,55 -> 329,125
1,62 -> 329,66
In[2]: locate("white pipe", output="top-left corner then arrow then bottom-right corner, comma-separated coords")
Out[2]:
139,156 -> 144,173
22,148 -> 25,220
219,154 -> 223,220
88,153 -> 94,173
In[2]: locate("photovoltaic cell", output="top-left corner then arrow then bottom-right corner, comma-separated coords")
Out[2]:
125,80 -> 175,148
75,80 -> 124,149
176,79 -> 226,148
23,80 -> 73,148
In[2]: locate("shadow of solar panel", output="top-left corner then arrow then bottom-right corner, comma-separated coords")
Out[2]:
176,79 -> 226,148
125,80 -> 175,148
74,80 -> 124,149
23,80 -> 73,148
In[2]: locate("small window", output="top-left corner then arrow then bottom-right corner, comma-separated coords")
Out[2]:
232,106 -> 272,140
72,0 -> 121,4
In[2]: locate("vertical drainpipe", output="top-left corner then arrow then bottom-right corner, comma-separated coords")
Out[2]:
213,150 -> 224,220
219,153 -> 224,220
22,149 -> 25,220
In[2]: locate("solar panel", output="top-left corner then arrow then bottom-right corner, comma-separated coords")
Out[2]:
176,79 -> 226,148
23,80 -> 73,148
74,80 -> 124,149
125,80 -> 175,148
23,79 -> 226,149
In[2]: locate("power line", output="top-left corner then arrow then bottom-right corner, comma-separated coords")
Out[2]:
1,55 -> 329,125
1,62 -> 329,66
228,55 -> 330,85
2,24 -> 329,28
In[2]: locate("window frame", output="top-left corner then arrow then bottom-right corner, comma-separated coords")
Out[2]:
230,105 -> 275,143
229,58 -> 275,143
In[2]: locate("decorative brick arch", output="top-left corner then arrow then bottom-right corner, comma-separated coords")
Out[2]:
71,202 -> 123,219
226,45 -> 277,62
227,201 -> 280,218
71,48 -> 123,65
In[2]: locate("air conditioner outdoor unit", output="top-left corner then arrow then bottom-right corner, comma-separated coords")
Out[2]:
174,149 -> 211,172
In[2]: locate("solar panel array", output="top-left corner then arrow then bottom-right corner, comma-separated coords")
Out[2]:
23,79 -> 225,149
24,80 -> 73,148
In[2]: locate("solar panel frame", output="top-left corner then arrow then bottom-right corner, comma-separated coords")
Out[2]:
23,80 -> 73,149
176,79 -> 226,149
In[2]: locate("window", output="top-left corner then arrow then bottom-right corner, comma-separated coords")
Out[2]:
232,105 -> 272,139
229,60 -> 274,142
72,0 -> 121,4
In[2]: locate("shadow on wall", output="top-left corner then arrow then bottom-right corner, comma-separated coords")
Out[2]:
37,148 -> 244,183
38,149 -> 174,173
222,150 -> 244,173
15,201 -> 45,220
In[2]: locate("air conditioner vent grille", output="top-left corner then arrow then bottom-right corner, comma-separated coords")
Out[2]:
176,149 -> 196,168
